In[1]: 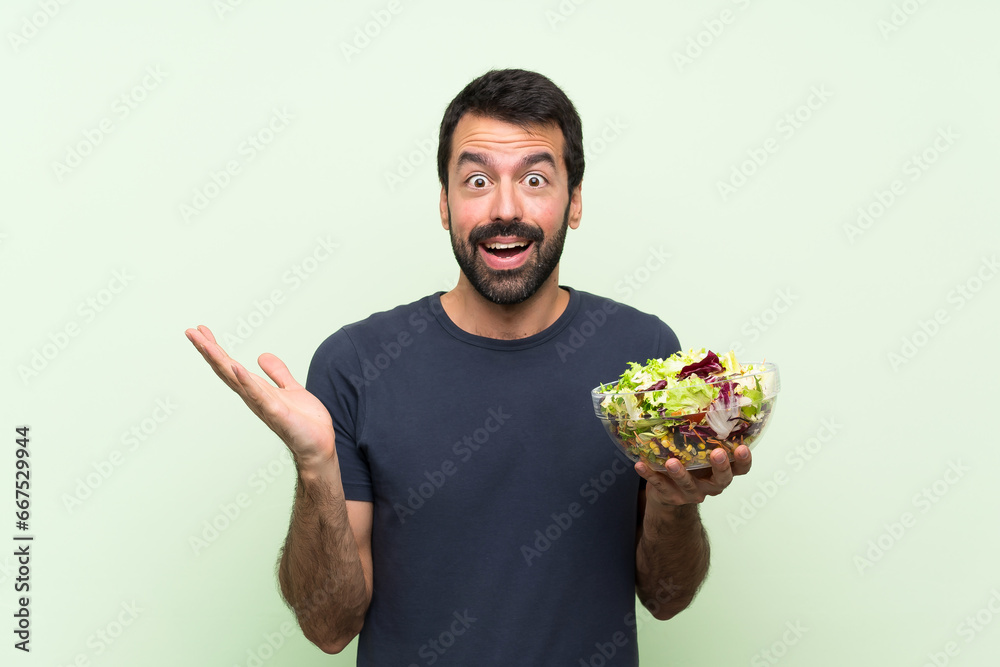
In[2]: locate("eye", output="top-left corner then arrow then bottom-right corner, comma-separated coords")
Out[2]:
524,173 -> 547,188
467,174 -> 490,189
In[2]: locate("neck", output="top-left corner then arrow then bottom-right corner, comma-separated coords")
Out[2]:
439,271 -> 569,340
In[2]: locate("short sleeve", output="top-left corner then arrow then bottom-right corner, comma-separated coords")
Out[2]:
654,317 -> 681,358
304,328 -> 373,502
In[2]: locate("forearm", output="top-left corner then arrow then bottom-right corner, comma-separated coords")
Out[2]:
635,502 -> 710,621
277,459 -> 370,653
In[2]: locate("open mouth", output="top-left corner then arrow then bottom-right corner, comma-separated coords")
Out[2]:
478,238 -> 534,269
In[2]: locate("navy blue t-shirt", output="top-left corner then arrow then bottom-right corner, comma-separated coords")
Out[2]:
305,287 -> 680,666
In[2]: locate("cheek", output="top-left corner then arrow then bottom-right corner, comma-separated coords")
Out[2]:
450,199 -> 490,230
528,199 -> 565,225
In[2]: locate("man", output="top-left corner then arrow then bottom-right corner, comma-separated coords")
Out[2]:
186,69 -> 751,665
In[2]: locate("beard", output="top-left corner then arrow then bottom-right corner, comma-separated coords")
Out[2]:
448,203 -> 571,305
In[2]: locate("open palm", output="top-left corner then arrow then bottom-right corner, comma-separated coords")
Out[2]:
185,325 -> 335,470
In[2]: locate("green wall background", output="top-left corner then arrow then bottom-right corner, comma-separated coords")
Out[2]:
4,1 -> 999,665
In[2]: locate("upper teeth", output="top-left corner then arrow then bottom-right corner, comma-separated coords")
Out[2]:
486,241 -> 527,249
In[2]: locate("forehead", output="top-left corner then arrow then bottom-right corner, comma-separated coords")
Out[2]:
449,113 -> 565,170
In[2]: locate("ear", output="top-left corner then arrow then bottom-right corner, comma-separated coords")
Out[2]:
439,186 -> 450,230
568,182 -> 583,230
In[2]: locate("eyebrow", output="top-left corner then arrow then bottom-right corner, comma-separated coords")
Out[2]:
455,150 -> 558,174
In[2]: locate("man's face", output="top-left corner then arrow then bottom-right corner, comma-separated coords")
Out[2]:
440,113 -> 582,305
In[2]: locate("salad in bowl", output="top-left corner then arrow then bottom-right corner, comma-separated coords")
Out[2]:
591,349 -> 780,470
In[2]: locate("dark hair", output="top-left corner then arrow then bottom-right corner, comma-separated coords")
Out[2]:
437,69 -> 584,196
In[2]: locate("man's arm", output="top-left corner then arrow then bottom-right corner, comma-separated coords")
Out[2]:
277,464 -> 373,653
633,445 -> 751,620
634,488 -> 709,620
185,325 -> 372,652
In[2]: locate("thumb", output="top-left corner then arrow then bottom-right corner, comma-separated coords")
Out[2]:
258,353 -> 301,390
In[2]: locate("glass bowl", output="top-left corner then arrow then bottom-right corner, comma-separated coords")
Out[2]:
591,362 -> 779,471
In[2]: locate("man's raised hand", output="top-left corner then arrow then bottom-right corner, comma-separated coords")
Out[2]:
184,325 -> 335,472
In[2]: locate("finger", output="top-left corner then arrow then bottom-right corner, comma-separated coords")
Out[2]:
185,327 -> 213,354
197,340 -> 237,388
198,325 -> 219,345
731,445 -> 752,476
707,448 -> 734,489
185,326 -> 223,367
232,362 -> 274,399
634,463 -> 682,506
186,328 -> 241,391
230,363 -> 272,421
233,362 -> 286,418
662,459 -> 700,499
258,353 -> 302,390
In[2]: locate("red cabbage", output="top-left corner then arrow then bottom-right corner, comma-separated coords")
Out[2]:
677,351 -> 723,380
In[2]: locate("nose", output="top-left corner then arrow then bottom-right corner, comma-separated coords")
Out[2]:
488,177 -> 522,223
